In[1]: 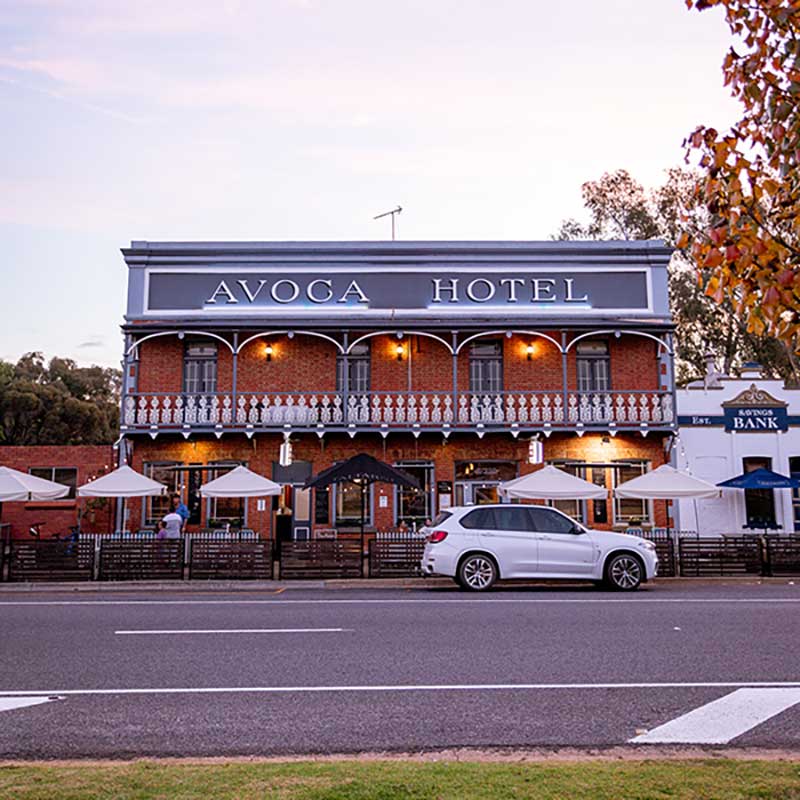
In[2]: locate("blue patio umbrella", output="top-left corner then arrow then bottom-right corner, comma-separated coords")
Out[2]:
717,468 -> 800,490
717,468 -> 800,534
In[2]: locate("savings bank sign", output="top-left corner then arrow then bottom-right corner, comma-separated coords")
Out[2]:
144,268 -> 652,317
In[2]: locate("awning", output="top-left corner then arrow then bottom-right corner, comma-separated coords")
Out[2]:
0,466 -> 71,502
500,465 -> 607,500
615,464 -> 720,499
200,466 -> 281,498
78,465 -> 167,498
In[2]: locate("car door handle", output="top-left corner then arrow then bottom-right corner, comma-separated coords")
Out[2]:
538,534 -> 552,540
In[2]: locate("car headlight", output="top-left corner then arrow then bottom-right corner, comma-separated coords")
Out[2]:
638,540 -> 657,551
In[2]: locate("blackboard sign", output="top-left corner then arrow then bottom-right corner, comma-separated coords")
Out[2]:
314,487 -> 330,525
437,481 -> 452,494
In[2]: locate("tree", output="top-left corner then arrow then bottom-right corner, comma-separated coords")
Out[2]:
684,0 -> 800,368
554,168 -> 800,384
0,353 -> 121,445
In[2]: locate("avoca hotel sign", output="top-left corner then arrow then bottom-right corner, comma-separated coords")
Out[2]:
143,268 -> 652,317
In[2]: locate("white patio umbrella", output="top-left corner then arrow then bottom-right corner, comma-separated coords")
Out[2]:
200,466 -> 281,536
614,465 -> 719,500
78,465 -> 167,535
614,464 -> 719,535
78,465 -> 167,498
0,466 -> 71,502
499,465 -> 607,500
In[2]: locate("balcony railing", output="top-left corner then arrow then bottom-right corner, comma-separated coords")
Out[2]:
122,390 -> 674,432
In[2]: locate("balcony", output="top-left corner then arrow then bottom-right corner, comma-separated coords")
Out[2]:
121,390 -> 674,434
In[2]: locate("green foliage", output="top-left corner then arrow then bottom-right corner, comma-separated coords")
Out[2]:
554,168 -> 800,385
0,352 -> 121,445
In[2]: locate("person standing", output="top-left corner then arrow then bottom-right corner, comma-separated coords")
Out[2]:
172,494 -> 190,532
161,509 -> 183,540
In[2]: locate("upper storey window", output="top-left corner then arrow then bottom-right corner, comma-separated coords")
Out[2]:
469,340 -> 503,394
576,340 -> 609,393
337,342 -> 371,393
183,343 -> 218,394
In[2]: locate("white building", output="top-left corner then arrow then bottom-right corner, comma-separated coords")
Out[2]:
675,363 -> 800,535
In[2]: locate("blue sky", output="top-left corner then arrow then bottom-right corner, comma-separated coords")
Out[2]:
0,0 -> 739,368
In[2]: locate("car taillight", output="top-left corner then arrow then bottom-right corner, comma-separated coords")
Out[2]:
427,530 -> 448,543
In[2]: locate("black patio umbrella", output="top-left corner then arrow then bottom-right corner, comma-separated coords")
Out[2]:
304,454 -> 421,551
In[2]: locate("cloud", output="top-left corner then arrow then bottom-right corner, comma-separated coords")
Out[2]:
77,338 -> 105,349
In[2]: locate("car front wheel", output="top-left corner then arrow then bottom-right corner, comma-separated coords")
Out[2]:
604,553 -> 643,591
458,554 -> 497,591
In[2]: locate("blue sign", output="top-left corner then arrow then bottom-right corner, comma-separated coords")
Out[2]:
723,406 -> 788,432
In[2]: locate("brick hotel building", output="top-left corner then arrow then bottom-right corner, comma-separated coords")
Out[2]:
118,241 -> 676,541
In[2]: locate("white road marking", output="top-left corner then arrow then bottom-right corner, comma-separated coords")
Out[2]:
0,696 -> 58,712
1,681 -> 800,698
114,628 -> 351,635
630,688 -> 800,744
0,598 -> 799,607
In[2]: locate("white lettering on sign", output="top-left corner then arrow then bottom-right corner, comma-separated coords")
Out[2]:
336,280 -> 369,304
466,278 -> 496,302
236,279 -> 267,303
732,416 -> 780,430
432,278 -> 459,303
499,278 -> 525,302
531,279 -> 556,303
270,280 -> 300,304
564,277 -> 589,303
206,280 -> 238,304
306,279 -> 333,303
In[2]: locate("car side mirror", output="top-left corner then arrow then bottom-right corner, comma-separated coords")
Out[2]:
571,524 -> 584,535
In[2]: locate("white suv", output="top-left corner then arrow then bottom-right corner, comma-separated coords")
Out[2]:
421,505 -> 658,591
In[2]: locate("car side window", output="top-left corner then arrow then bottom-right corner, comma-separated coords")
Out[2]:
460,508 -> 495,529
493,507 -> 536,532
528,507 -> 577,534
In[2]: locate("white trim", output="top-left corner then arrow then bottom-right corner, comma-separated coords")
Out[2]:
237,330 -> 344,354
456,330 -> 564,355
348,330 -> 454,355
566,329 -> 672,354
126,330 -> 235,355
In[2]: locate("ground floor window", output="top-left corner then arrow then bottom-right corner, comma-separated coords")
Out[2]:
545,463 -> 588,525
143,462 -> 181,525
454,461 -> 517,506
29,467 -> 77,499
394,461 -> 434,528
612,461 -> 651,524
206,461 -> 246,527
334,481 -> 373,527
743,456 -> 776,529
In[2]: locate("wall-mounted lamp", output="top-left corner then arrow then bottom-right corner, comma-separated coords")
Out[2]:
395,343 -> 404,361
601,435 -> 611,445
265,343 -> 273,362
526,343 -> 535,361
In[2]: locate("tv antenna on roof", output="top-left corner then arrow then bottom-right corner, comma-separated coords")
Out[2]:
373,206 -> 402,240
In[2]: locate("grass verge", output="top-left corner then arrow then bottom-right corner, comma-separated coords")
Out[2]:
1,759 -> 800,799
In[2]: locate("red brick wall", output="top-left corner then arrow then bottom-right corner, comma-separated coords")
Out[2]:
126,432 -> 668,535
0,446 -> 116,539
132,331 -> 662,396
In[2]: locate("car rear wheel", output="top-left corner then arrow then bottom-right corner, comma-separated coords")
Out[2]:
458,554 -> 497,591
604,553 -> 643,591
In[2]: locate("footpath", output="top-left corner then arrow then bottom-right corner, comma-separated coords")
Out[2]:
0,576 -> 792,593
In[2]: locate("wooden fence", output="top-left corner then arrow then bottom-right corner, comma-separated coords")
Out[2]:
7,540 -> 95,582
369,538 -> 426,578
189,539 -> 273,580
279,541 -> 362,579
98,540 -> 184,581
678,537 -> 762,577
763,536 -> 800,576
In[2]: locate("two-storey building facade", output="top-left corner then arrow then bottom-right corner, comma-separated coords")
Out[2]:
119,240 -> 676,539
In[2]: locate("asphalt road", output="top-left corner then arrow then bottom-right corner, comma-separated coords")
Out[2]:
1,581 -> 799,758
